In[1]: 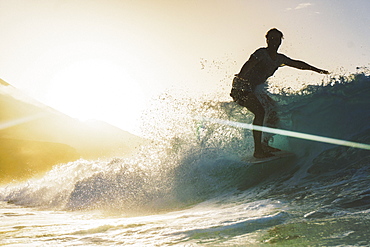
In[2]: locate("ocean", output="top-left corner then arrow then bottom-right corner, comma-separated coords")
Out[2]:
1,71 -> 370,246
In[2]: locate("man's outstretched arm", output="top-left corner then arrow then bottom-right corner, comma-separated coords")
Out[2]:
285,58 -> 329,74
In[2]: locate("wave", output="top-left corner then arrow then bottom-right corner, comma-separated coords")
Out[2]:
1,71 -> 369,214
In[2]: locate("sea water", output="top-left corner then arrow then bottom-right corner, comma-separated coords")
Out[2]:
1,72 -> 370,246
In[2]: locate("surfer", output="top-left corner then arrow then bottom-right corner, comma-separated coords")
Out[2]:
230,28 -> 329,158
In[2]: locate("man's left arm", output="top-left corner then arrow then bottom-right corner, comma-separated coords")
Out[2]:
284,58 -> 329,74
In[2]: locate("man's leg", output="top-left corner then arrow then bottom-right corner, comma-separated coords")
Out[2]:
237,93 -> 274,158
259,94 -> 281,152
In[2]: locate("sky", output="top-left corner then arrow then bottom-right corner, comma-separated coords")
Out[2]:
0,0 -> 369,134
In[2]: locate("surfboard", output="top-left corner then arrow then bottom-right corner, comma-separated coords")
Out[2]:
242,151 -> 295,164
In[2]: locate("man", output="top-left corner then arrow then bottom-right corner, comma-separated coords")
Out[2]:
230,28 -> 329,158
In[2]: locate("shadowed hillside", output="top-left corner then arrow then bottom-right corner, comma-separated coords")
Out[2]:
0,138 -> 79,182
0,79 -> 145,183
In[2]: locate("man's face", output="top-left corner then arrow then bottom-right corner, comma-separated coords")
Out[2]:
267,34 -> 282,50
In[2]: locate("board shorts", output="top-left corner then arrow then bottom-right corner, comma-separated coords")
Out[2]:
230,75 -> 254,106
230,75 -> 275,109
231,75 -> 253,92
230,75 -> 279,128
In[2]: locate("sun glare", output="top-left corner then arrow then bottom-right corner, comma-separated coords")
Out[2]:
47,59 -> 145,133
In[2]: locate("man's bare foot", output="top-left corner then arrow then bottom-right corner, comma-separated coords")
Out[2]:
262,143 -> 281,152
253,150 -> 274,158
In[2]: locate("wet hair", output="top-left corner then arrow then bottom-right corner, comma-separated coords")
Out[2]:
265,28 -> 284,39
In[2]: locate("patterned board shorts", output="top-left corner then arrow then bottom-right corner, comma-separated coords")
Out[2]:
230,80 -> 279,129
230,76 -> 254,105
231,76 -> 253,92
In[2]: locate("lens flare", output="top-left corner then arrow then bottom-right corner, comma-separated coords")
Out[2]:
197,117 -> 370,151
0,114 -> 45,130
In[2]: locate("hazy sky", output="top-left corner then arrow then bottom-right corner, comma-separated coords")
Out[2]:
0,0 -> 369,132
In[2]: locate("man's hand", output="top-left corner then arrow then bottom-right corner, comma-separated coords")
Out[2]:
318,69 -> 330,74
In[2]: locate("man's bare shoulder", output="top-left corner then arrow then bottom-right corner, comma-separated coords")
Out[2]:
254,47 -> 267,53
252,47 -> 267,59
277,52 -> 292,63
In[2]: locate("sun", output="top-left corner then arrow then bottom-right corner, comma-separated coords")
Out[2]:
46,59 -> 146,133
